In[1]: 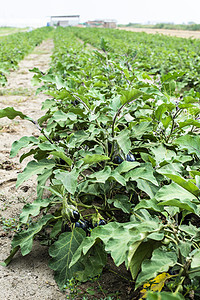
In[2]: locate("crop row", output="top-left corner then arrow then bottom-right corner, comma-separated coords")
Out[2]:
71,27 -> 200,92
1,27 -> 200,299
0,27 -> 53,85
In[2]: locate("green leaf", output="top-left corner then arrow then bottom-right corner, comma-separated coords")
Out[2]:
179,224 -> 200,236
0,107 -> 32,121
159,173 -> 200,198
135,199 -> 163,213
37,167 -> 54,198
91,221 -> 160,268
55,168 -> 79,194
131,122 -> 152,138
109,170 -> 126,186
10,136 -> 39,157
52,110 -> 77,122
107,194 -> 131,213
50,219 -> 62,239
51,151 -> 72,166
88,166 -> 111,183
179,119 -> 200,129
136,248 -> 177,288
49,228 -> 86,289
190,249 -> 200,269
115,161 -> 140,174
128,240 -> 160,280
82,154 -> 110,165
16,159 -> 55,188
120,89 -> 143,105
151,144 -> 176,166
158,199 -> 197,213
155,183 -> 196,202
19,198 -> 53,223
115,130 -> 131,156
155,104 -> 167,121
174,135 -> 200,158
136,179 -> 159,198
146,291 -> 184,300
75,242 -> 107,282
12,214 -> 53,256
126,164 -> 158,186
178,241 -> 191,257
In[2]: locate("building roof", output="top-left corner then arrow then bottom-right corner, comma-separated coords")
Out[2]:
50,15 -> 80,18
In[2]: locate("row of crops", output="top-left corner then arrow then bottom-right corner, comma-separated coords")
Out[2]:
0,26 -> 53,85
1,27 -> 200,299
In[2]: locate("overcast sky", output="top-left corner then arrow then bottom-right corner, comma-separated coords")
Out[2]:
0,0 -> 200,27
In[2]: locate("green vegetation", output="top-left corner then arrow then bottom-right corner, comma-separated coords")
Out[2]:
0,27 -> 28,35
121,23 -> 200,31
0,26 -> 53,85
1,27 -> 200,299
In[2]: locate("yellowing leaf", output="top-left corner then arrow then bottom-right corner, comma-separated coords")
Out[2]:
140,272 -> 171,299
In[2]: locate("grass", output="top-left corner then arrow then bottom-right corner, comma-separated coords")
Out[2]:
0,87 -> 34,96
0,27 -> 28,36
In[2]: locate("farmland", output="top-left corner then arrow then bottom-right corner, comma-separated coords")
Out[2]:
1,27 -> 200,299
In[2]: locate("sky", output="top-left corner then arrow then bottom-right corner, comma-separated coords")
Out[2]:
0,0 -> 200,27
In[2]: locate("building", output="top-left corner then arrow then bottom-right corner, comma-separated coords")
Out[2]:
85,19 -> 117,29
50,15 -> 80,27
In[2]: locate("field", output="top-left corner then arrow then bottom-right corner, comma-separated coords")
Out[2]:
119,27 -> 200,39
0,27 -> 200,300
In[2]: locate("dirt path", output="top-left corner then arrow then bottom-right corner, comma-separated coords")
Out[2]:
119,27 -> 200,39
0,40 -> 66,300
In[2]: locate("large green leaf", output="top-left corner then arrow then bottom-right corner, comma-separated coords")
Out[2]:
136,179 -> 159,198
151,144 -> 176,166
174,135 -> 200,158
155,183 -> 196,202
125,163 -> 158,186
49,228 -> 85,289
75,242 -> 107,282
107,194 -> 131,213
19,198 -> 53,223
11,214 -> 53,256
55,168 -> 79,194
10,136 -> 39,157
179,119 -> 200,129
154,104 -> 167,121
136,248 -> 177,288
115,130 -> 131,156
128,240 -> 160,280
158,199 -> 197,213
135,198 -> 163,213
0,107 -> 32,121
158,172 -> 200,198
115,161 -> 140,174
146,291 -> 184,300
52,110 -> 77,122
190,249 -> 200,269
51,151 -> 72,166
120,89 -> 143,105
16,159 -> 55,188
88,166 -> 111,183
109,170 -> 126,186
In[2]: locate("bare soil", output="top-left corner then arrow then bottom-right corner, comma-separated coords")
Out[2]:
119,27 -> 200,39
0,39 -> 66,300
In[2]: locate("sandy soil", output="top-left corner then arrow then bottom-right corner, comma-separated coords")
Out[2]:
0,40 -> 66,300
119,27 -> 200,39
